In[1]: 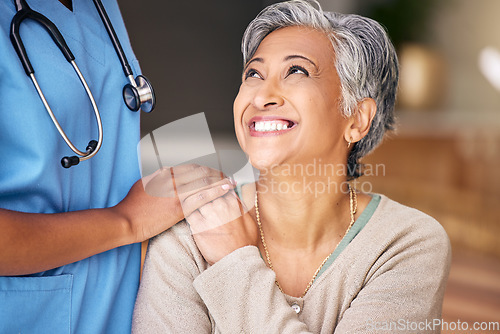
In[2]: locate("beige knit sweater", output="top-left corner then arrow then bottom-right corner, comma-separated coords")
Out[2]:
132,195 -> 451,333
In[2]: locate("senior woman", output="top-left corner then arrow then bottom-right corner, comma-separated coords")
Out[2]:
133,1 -> 451,333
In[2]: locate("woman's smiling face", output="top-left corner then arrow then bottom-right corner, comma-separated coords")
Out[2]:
234,26 -> 350,171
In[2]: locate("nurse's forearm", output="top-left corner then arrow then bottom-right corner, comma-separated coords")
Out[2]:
0,175 -> 177,276
0,207 -> 134,276
0,167 -> 234,276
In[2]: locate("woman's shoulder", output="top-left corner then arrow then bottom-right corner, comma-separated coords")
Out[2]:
147,221 -> 209,272
150,220 -> 194,247
339,194 -> 452,285
365,194 -> 451,253
375,194 -> 447,231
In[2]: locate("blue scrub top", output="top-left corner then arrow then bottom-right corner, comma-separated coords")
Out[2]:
0,1 -> 142,333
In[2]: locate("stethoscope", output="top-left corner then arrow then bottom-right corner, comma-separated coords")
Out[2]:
10,0 -> 156,168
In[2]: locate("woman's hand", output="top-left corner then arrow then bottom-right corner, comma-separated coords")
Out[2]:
0,163 -> 232,276
186,190 -> 258,265
114,164 -> 234,243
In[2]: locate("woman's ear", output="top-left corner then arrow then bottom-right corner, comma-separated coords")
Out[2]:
344,98 -> 377,144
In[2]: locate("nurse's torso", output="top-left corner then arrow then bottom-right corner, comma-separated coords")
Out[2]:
0,1 -> 141,332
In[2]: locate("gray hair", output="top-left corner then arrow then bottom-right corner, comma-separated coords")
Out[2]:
241,0 -> 399,179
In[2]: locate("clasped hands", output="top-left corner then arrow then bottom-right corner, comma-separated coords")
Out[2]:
185,184 -> 259,265
132,164 -> 258,264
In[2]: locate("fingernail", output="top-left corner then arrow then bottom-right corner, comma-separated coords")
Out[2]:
229,177 -> 237,186
222,184 -> 231,190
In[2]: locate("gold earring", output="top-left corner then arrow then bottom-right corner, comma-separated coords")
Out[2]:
347,137 -> 353,148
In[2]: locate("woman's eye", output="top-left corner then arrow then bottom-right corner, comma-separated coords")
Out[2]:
287,65 -> 309,77
244,69 -> 261,80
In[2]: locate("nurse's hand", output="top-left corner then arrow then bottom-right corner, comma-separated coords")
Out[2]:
114,164 -> 234,243
185,190 -> 258,265
0,163 -> 232,276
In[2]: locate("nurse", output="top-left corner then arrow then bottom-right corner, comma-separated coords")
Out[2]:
0,0 -> 230,333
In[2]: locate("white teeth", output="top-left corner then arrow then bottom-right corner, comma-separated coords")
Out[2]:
253,120 -> 292,132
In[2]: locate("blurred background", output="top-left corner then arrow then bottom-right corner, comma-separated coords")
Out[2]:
119,0 -> 500,332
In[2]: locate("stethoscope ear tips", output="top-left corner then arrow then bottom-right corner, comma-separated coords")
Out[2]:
86,140 -> 98,152
60,140 -> 99,168
61,156 -> 80,168
123,75 -> 155,113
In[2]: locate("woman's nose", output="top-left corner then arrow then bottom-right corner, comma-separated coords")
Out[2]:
252,78 -> 284,110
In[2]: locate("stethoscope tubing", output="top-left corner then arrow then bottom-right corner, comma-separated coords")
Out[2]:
10,0 -> 155,167
92,0 -> 134,78
11,0 -> 103,161
27,61 -> 103,160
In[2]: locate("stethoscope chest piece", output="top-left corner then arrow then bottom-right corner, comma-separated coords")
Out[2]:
123,74 -> 155,112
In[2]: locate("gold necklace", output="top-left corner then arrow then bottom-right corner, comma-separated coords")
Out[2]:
254,185 -> 358,298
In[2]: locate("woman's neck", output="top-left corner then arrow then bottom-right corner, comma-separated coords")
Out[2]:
255,173 -> 352,252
